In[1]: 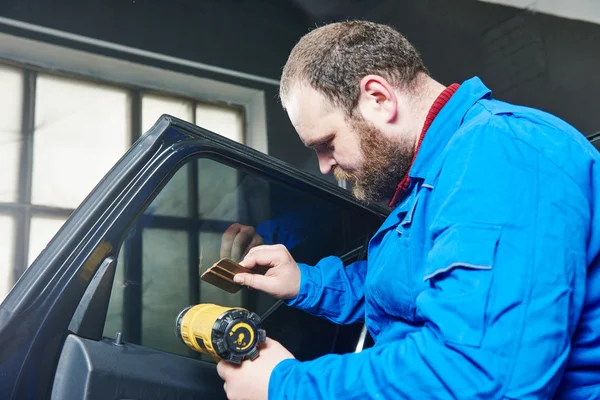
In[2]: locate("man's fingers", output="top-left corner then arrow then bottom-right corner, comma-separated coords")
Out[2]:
233,272 -> 273,293
216,361 -> 228,380
220,224 -> 241,259
264,336 -> 276,345
231,226 -> 256,261
260,336 -> 276,349
240,245 -> 288,270
241,235 -> 264,260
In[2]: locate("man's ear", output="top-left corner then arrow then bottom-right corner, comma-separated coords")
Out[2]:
359,75 -> 398,123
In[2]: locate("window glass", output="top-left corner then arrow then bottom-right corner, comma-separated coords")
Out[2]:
32,74 -> 129,208
29,216 -> 67,266
141,228 -> 189,355
197,158 -> 246,221
196,103 -> 244,143
146,163 -> 191,218
0,65 -> 23,203
0,215 -> 15,301
104,155 -> 381,361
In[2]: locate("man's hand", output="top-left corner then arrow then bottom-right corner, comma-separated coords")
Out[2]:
217,337 -> 295,400
221,223 -> 264,262
234,244 -> 301,300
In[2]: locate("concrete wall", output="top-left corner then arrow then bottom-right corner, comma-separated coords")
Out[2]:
0,0 -> 305,81
332,0 -> 600,136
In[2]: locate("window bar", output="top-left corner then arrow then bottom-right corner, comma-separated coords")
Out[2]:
192,101 -> 197,126
13,70 -> 36,281
187,161 -> 200,359
188,160 -> 200,306
29,204 -> 74,219
184,103 -> 200,358
233,171 -> 252,311
188,101 -> 200,306
130,89 -> 142,143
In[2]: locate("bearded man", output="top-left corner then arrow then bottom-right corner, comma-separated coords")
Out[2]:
217,21 -> 600,400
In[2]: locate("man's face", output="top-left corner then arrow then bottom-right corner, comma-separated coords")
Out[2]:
285,84 -> 415,204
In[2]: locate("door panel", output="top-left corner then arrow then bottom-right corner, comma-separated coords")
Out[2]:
51,335 -> 225,400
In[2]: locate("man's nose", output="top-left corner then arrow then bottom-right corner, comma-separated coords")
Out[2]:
317,152 -> 336,175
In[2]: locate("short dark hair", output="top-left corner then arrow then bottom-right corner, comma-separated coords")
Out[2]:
280,21 -> 429,115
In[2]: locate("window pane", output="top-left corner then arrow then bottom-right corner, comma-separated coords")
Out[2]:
0,65 -> 23,202
32,74 -> 129,208
196,103 -> 244,143
29,216 -> 66,266
141,229 -> 189,355
104,156 -> 382,362
197,158 -> 246,220
142,93 -> 193,133
0,215 -> 15,302
146,159 -> 190,218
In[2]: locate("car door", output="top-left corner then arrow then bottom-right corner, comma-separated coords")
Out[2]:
0,115 -> 387,399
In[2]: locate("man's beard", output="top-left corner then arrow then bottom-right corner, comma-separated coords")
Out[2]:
333,115 -> 414,205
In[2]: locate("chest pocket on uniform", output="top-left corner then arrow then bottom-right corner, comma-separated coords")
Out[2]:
369,193 -> 422,322
416,223 -> 500,348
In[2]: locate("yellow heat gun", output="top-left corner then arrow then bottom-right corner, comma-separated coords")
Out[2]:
175,304 -> 266,364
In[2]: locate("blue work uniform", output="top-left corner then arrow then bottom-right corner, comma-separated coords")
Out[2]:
268,77 -> 600,399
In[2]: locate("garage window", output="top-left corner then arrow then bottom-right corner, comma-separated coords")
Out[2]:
33,74 -> 131,208
0,61 -> 247,303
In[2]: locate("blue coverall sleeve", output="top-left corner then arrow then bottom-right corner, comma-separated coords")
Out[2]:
268,119 -> 589,399
284,258 -> 367,325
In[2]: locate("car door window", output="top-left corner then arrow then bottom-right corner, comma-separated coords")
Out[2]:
103,155 -> 381,362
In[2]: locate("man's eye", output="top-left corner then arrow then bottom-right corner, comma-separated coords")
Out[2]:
312,136 -> 334,150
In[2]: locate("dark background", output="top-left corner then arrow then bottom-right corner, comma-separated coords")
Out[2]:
1,0 -> 598,176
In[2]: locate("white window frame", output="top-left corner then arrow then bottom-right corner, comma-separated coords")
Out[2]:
0,30 -> 269,154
